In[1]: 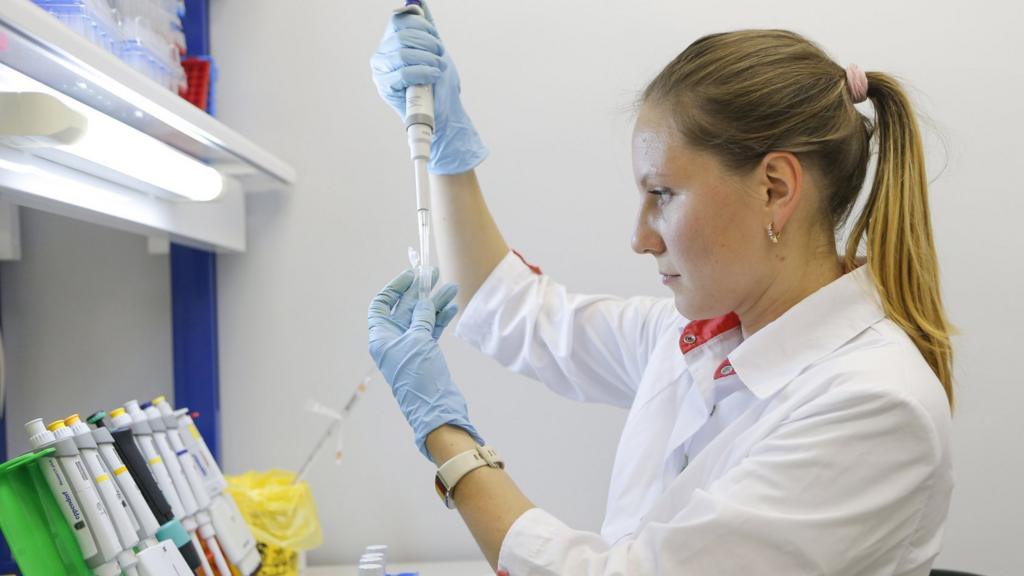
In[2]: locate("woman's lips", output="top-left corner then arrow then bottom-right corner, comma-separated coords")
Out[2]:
661,274 -> 680,285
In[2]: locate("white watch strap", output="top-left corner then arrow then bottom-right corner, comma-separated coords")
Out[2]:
435,445 -> 504,509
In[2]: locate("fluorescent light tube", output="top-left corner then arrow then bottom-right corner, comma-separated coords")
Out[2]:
54,102 -> 224,201
0,64 -> 223,202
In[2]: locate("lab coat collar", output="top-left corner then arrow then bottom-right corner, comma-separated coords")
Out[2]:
729,265 -> 885,400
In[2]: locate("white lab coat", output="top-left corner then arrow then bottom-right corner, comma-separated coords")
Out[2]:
454,251 -> 953,576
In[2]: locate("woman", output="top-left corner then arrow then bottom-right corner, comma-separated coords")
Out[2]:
367,8 -> 953,575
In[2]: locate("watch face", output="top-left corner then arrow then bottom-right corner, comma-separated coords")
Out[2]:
434,475 -> 448,501
435,474 -> 457,509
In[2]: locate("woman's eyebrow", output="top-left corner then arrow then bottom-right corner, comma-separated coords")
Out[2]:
640,173 -> 660,188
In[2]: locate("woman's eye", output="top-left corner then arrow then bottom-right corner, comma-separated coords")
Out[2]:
648,189 -> 671,206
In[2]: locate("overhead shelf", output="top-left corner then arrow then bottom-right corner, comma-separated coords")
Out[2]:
0,0 -> 296,252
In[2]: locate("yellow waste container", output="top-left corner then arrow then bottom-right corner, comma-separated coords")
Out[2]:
227,470 -> 322,576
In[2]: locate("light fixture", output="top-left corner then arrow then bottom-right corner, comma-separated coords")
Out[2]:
0,91 -> 86,146
0,64 -> 223,202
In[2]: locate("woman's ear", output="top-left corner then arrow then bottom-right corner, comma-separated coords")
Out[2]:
760,151 -> 804,233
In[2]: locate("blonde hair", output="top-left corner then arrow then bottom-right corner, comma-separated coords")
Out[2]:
643,30 -> 954,408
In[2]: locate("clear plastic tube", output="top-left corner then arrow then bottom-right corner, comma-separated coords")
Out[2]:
411,148 -> 433,300
417,213 -> 432,300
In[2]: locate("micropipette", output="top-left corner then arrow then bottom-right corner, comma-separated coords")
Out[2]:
397,0 -> 435,300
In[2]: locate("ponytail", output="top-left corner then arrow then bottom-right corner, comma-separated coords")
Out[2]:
843,73 -> 954,409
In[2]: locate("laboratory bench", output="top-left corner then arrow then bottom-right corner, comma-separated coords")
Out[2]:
307,560 -> 494,576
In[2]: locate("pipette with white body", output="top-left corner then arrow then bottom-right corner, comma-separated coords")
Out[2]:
62,414 -> 142,576
142,400 -> 217,576
152,396 -> 233,576
166,403 -> 263,575
25,418 -> 122,576
398,0 -> 436,300
109,404 -> 205,572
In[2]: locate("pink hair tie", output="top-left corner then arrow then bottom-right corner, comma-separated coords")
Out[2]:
845,64 -> 869,103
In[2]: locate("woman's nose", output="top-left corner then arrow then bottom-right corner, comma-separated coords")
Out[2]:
631,208 -> 665,256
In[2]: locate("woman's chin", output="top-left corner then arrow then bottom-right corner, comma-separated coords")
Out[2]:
673,292 -> 730,322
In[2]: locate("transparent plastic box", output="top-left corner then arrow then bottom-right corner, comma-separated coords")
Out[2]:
33,0 -> 187,92
34,0 -> 122,53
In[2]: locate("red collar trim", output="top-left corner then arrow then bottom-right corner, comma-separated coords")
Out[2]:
511,249 -> 543,276
679,312 -> 741,354
714,358 -> 736,380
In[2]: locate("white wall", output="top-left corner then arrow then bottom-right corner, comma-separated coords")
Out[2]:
1,209 -> 173,458
1,0 -> 1020,574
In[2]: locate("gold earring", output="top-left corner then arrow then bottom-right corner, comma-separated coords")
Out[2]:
767,222 -> 780,244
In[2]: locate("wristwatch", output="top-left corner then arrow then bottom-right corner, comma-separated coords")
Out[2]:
434,445 -> 504,509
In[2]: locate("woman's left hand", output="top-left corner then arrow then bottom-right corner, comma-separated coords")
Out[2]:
367,270 -> 484,460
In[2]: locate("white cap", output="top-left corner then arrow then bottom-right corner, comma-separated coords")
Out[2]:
143,404 -> 162,421
125,400 -> 147,420
109,407 -> 133,429
365,544 -> 388,555
50,423 -> 74,441
154,396 -> 175,417
24,418 -> 55,448
357,564 -> 384,576
65,417 -> 91,437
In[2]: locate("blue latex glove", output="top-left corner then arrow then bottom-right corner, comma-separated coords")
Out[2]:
370,3 -> 489,175
368,269 -> 483,460
384,267 -> 460,340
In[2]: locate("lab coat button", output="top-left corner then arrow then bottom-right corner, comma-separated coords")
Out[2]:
683,334 -> 697,344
